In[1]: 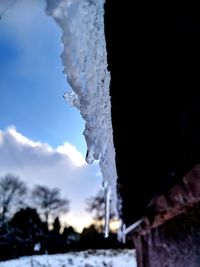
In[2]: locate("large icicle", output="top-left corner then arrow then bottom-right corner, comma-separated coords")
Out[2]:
46,0 -> 120,235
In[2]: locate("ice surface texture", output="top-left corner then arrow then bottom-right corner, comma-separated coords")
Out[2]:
46,0 -> 120,234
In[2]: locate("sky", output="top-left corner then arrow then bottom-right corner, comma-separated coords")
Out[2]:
0,0 -> 102,232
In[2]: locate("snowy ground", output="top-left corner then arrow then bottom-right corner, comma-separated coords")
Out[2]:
0,249 -> 137,267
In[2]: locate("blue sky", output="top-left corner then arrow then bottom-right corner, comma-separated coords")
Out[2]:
0,0 -> 85,153
0,0 -> 102,231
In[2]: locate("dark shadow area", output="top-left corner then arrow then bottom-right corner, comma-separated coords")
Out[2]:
134,203 -> 200,266
104,1 -> 200,225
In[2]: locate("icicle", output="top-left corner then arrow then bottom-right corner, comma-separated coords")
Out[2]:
63,91 -> 80,108
85,147 -> 95,164
104,185 -> 111,238
117,219 -> 143,243
46,0 -> 120,239
117,222 -> 126,244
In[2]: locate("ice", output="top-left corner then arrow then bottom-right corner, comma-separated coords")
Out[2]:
86,148 -> 95,164
117,219 -> 143,244
104,184 -> 111,238
63,91 -> 80,108
46,0 -> 120,236
117,222 -> 126,244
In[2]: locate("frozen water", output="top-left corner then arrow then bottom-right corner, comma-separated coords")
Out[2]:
104,185 -> 111,238
46,0 -> 120,235
63,91 -> 80,108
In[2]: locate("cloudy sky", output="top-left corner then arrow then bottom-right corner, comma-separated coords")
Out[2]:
0,0 -> 102,231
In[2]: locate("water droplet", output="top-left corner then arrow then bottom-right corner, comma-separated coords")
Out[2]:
63,91 -> 79,108
86,149 -> 94,164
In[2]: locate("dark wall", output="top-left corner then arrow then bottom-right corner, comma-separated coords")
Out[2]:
104,1 -> 200,225
134,204 -> 200,267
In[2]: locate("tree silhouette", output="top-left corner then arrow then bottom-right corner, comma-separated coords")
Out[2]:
9,207 -> 47,255
52,217 -> 61,235
86,190 -> 105,221
0,174 -> 27,225
31,185 -> 69,224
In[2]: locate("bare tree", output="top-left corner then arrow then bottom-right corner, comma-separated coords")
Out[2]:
0,174 -> 27,224
86,190 -> 105,221
32,185 -> 69,223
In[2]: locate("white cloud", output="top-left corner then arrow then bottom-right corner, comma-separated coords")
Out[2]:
0,127 -> 102,232
57,142 -> 85,167
7,126 -> 44,148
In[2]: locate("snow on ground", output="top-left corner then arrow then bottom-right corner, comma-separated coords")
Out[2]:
0,249 -> 137,267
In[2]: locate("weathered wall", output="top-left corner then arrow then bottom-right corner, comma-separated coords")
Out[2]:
134,206 -> 200,267
133,165 -> 200,267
